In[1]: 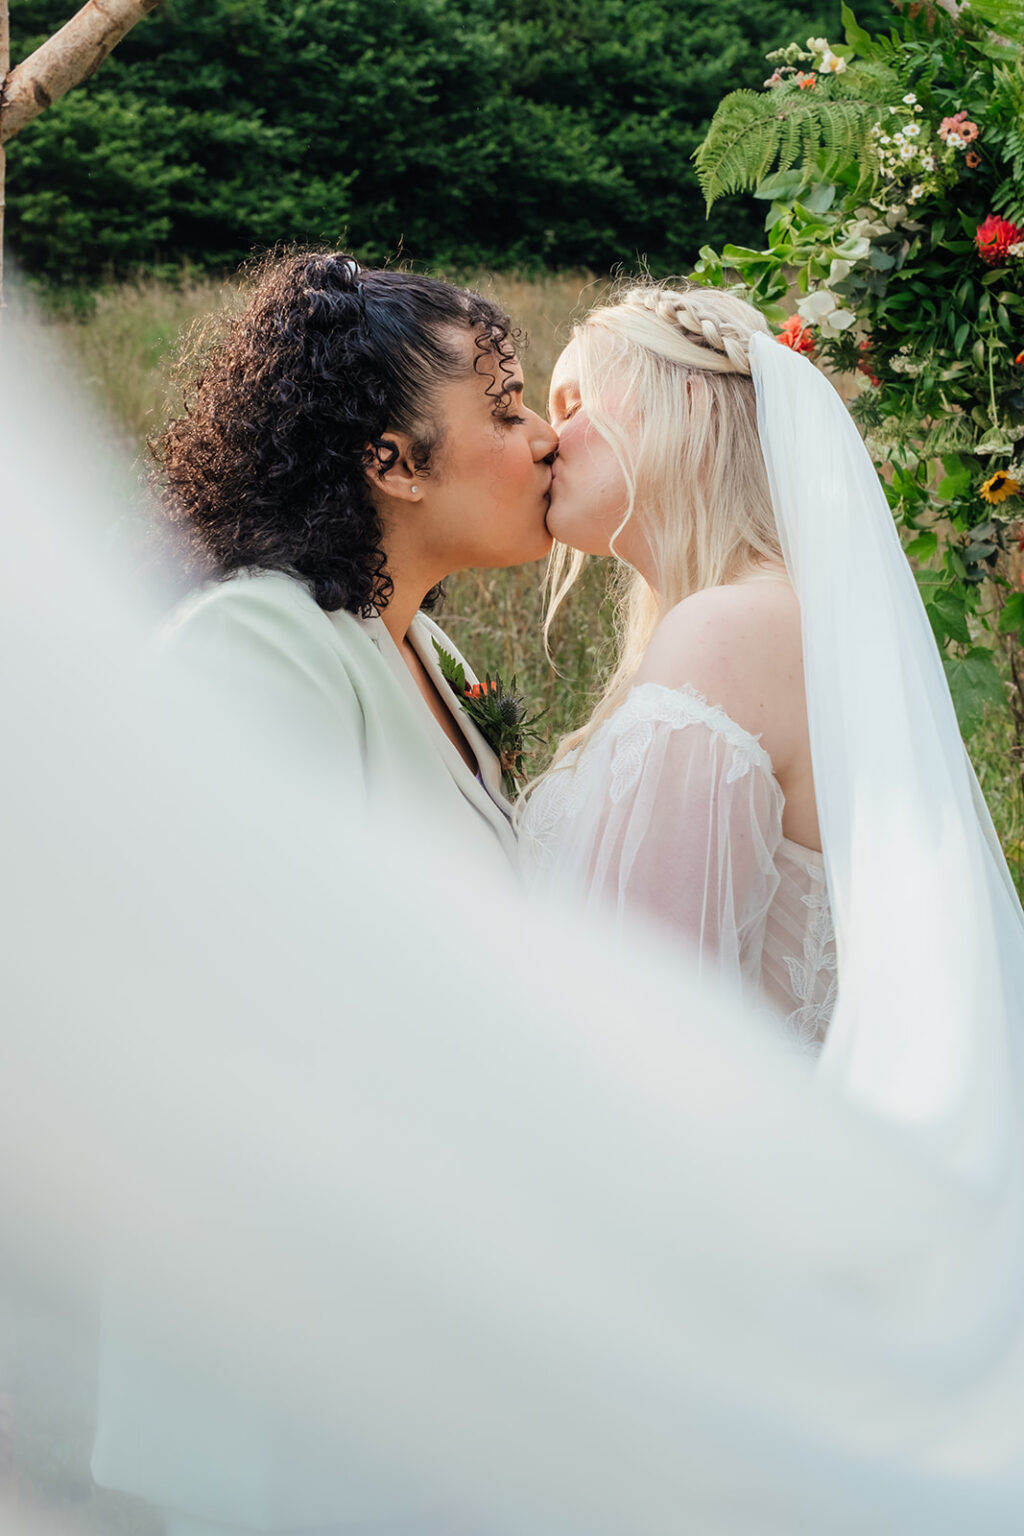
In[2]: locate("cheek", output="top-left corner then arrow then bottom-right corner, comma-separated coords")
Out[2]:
548,429 -> 628,552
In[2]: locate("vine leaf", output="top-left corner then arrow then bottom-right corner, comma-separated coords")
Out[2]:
943,648 -> 1007,737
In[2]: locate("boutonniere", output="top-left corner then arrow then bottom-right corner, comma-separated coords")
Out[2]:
432,640 -> 545,798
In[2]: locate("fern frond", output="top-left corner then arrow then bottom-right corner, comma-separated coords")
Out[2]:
961,0 -> 1024,44
694,88 -> 881,210
993,177 -> 1024,224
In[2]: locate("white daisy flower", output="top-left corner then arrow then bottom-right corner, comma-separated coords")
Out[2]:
903,92 -> 917,105
903,122 -> 920,137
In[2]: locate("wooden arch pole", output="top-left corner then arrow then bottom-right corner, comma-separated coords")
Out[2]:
1,0 -> 9,311
0,0 -> 161,311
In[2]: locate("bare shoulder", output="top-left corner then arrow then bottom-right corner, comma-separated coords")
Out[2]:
633,581 -> 805,762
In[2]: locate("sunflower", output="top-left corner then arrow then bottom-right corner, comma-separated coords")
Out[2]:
980,471 -> 1022,504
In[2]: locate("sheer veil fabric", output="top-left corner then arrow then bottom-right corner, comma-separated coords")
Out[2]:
6,309 -> 1024,1534
750,333 -> 1024,1185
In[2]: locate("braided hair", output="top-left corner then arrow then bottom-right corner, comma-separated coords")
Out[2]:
158,252 -> 518,614
616,282 -> 769,374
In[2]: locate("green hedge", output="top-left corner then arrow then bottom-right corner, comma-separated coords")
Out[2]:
8,0 -> 895,284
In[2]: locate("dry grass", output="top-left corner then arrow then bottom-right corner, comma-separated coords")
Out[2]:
23,271 -> 1024,882
31,268 -> 617,742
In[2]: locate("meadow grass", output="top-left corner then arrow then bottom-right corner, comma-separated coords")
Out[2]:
31,271 -> 1024,888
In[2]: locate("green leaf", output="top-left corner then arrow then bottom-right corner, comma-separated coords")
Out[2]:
802,182 -> 837,214
841,3 -> 875,55
999,592 -> 1024,635
926,588 -> 972,645
905,530 -> 938,562
943,648 -> 1007,737
938,456 -> 973,498
431,639 -> 467,696
754,170 -> 807,202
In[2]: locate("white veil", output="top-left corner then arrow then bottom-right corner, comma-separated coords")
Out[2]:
6,305 -> 1024,1535
750,332 -> 1024,1186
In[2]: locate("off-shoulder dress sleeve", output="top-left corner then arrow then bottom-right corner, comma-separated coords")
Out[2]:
521,683 -> 786,995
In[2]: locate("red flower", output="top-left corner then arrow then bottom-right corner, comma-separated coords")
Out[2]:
776,314 -> 815,354
1016,351 -> 1024,366
857,338 -> 880,387
975,214 -> 1022,265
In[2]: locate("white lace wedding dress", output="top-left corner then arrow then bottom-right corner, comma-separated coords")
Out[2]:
519,681 -> 837,1053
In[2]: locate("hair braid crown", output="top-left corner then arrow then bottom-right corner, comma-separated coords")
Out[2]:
623,284 -> 768,374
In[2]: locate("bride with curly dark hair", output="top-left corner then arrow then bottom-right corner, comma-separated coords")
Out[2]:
154,249 -> 557,873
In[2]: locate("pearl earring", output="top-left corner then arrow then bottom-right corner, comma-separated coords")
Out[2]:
410,486 -> 419,496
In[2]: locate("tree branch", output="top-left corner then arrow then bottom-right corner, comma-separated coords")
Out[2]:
1,0 -> 9,309
0,0 -> 162,146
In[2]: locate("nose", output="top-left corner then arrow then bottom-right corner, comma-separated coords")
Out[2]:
530,409 -> 559,463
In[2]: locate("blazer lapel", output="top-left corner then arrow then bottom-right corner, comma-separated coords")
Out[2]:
360,613 -> 515,837
409,615 -> 516,824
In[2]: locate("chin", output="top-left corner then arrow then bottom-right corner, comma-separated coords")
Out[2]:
543,508 -> 585,553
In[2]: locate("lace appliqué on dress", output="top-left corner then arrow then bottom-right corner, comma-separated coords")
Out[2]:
607,683 -> 773,803
781,862 -> 837,1055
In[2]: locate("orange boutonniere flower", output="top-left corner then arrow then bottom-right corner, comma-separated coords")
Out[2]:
433,641 -> 545,796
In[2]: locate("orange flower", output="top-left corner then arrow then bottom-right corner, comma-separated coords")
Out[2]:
1016,351 -> 1024,365
795,71 -> 817,90
777,314 -> 815,354
965,151 -> 981,169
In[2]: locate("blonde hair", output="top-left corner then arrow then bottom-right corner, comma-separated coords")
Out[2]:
540,280 -> 780,769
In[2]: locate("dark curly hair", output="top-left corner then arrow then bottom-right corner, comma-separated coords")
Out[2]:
158,252 -> 519,614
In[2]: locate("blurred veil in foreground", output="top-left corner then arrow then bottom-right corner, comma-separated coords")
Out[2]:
3,297 -> 1024,1536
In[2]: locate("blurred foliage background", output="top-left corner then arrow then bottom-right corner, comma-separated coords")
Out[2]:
9,0 -> 893,285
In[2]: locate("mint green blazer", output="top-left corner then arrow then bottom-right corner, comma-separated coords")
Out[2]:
155,569 -> 518,872
90,571 -> 520,1531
